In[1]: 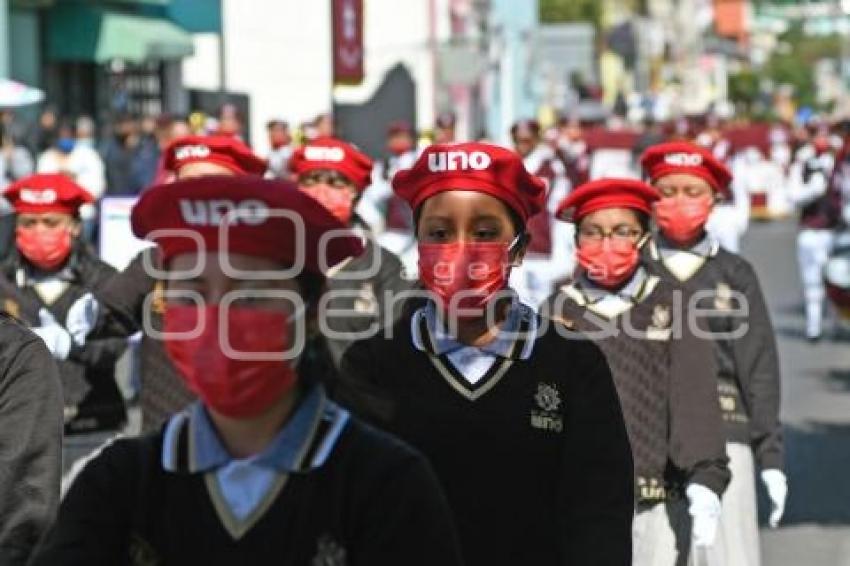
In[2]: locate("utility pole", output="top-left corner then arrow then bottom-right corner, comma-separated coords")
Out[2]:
0,0 -> 8,79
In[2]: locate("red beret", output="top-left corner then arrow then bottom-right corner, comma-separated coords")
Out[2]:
640,141 -> 732,200
4,174 -> 94,215
392,142 -> 547,222
163,135 -> 267,176
289,137 -> 374,192
556,178 -> 659,222
131,176 -> 363,274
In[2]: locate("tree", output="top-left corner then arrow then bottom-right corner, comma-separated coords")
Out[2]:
539,0 -> 603,27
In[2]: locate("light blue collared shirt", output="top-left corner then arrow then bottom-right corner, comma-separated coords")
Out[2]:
577,266 -> 650,304
162,384 -> 349,521
657,233 -> 716,259
412,298 -> 537,383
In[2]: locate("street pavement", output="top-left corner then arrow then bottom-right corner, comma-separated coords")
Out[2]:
740,219 -> 850,566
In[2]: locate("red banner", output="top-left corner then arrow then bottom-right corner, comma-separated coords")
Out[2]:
332,0 -> 365,85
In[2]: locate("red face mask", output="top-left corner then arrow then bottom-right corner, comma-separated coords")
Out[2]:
418,241 -> 512,315
654,196 -> 713,245
576,238 -> 640,289
16,226 -> 73,271
299,183 -> 355,225
164,305 -> 298,418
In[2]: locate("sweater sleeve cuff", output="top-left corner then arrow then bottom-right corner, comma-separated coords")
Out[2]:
756,449 -> 784,472
689,463 -> 732,498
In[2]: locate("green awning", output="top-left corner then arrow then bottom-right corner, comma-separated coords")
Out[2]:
47,3 -> 194,64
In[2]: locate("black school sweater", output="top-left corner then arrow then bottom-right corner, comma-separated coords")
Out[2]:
643,238 -> 784,470
337,309 -> 634,566
542,274 -> 730,502
29,413 -> 463,566
0,314 -> 62,565
0,245 -> 127,434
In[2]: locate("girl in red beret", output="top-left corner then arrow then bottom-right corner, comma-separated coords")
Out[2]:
63,135 -> 270,434
0,174 -> 128,472
640,141 -> 786,566
542,177 -> 730,565
289,137 -> 411,372
337,142 -> 634,565
31,176 -> 464,566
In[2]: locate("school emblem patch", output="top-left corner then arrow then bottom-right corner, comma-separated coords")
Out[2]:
646,304 -> 672,341
534,382 -> 561,412
531,383 -> 563,432
714,282 -> 733,311
2,299 -> 19,319
313,534 -> 348,566
353,282 -> 377,315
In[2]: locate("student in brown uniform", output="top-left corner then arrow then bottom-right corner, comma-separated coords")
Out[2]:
542,178 -> 730,565
0,174 -> 126,472
640,141 -> 786,566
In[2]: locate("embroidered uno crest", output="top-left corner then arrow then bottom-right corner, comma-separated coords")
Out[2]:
151,282 -> 167,315
353,282 -> 377,315
313,534 -> 348,566
2,299 -> 19,319
646,304 -> 672,341
534,382 -> 561,412
714,282 -> 733,311
128,532 -> 160,566
531,383 -> 563,432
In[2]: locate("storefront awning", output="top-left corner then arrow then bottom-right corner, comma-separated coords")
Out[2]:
46,3 -> 194,64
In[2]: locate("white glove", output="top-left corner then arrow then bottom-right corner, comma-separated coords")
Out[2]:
65,292 -> 99,347
686,483 -> 722,547
761,469 -> 788,528
31,308 -> 72,361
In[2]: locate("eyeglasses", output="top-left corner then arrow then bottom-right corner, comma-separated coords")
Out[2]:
577,225 -> 643,242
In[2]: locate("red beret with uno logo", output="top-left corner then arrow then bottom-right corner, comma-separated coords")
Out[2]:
131,176 -> 363,274
289,137 -> 374,191
392,142 -> 547,222
5,174 -> 94,215
163,135 -> 268,176
640,141 -> 732,200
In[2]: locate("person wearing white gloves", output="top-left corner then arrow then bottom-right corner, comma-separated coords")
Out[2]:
788,137 -> 840,340
543,178 -> 730,565
641,142 -> 787,566
0,174 -> 127,474
510,119 -> 575,309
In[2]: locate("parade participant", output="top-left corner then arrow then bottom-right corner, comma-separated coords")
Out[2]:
788,129 -> 839,340
338,142 -> 634,565
289,137 -> 409,369
66,135 -> 268,432
641,141 -> 786,566
361,120 -> 420,277
433,111 -> 457,144
543,178 -> 730,564
30,175 -> 463,565
0,315 -> 61,564
0,174 -> 127,471
509,119 -> 574,308
265,119 -> 293,179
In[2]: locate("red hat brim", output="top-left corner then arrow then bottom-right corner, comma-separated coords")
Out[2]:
131,176 -> 363,274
